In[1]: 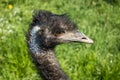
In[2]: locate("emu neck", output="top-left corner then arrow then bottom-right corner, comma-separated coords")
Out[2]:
28,26 -> 68,80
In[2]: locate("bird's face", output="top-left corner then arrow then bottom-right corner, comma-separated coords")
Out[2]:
41,21 -> 93,48
32,13 -> 93,48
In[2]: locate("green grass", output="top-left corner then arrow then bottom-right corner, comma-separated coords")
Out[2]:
0,0 -> 120,80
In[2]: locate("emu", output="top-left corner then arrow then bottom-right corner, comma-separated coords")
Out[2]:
26,10 -> 93,80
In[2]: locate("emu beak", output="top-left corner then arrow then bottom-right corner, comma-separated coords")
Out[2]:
58,30 -> 94,44
72,31 -> 94,44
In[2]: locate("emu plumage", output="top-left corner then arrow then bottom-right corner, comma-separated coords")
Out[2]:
27,10 -> 93,80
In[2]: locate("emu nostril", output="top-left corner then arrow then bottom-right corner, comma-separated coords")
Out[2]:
82,37 -> 87,39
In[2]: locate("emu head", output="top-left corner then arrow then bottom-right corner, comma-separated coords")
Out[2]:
29,10 -> 93,49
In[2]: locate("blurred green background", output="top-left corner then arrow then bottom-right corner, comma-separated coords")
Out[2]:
0,0 -> 120,80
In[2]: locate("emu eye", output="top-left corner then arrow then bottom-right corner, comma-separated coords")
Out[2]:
55,30 -> 65,37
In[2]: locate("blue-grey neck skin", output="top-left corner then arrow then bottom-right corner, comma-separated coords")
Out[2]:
28,26 -> 42,54
27,26 -> 69,80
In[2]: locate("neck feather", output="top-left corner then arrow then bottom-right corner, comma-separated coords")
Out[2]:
27,26 -> 69,80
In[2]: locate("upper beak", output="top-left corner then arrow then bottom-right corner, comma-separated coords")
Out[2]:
58,30 -> 94,44
73,31 -> 94,44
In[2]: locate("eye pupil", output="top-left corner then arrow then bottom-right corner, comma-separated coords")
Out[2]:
55,30 -> 65,36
